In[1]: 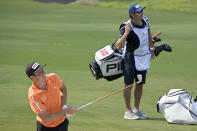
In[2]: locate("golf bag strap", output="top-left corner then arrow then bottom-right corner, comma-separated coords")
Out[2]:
111,39 -> 121,53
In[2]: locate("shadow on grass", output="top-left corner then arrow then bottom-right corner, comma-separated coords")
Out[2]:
147,117 -> 166,121
34,0 -> 77,4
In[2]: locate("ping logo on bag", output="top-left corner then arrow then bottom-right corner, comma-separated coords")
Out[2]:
106,62 -> 122,73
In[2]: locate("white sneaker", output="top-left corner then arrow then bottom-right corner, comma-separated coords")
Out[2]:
124,111 -> 140,120
134,110 -> 149,119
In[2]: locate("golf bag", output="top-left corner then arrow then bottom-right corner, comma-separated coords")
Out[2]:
157,89 -> 197,125
89,45 -> 123,81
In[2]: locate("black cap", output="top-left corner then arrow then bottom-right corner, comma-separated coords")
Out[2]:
26,62 -> 46,77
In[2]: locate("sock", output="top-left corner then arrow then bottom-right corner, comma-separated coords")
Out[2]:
126,110 -> 131,113
133,109 -> 140,113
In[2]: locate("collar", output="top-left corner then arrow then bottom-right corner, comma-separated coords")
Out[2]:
32,76 -> 51,94
131,19 -> 146,28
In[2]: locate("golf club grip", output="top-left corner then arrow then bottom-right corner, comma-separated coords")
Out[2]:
152,32 -> 162,39
77,101 -> 94,110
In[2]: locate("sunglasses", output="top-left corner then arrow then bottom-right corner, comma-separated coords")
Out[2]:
135,10 -> 143,13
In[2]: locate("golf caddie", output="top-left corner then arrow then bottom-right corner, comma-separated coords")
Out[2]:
115,3 -> 154,120
26,62 -> 78,131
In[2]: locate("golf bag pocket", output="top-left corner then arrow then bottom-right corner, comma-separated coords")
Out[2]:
95,45 -> 114,61
157,89 -> 197,125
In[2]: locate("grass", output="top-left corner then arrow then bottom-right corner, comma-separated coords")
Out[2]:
0,0 -> 197,131
99,0 -> 197,14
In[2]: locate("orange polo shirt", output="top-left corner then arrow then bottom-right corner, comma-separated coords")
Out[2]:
28,73 -> 66,127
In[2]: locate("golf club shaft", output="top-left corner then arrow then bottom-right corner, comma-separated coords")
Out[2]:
77,86 -> 127,110
77,81 -> 141,110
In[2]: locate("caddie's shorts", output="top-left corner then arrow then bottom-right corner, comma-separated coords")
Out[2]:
37,118 -> 69,131
122,51 -> 147,85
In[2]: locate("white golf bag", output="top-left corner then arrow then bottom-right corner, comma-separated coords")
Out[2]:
157,89 -> 197,124
89,45 -> 123,81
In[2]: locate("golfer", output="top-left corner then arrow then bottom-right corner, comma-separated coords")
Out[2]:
26,62 -> 78,131
115,3 -> 154,120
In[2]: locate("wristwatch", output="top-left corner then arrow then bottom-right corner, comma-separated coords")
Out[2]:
150,47 -> 155,51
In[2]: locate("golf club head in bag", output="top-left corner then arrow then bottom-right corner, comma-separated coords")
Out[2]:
154,44 -> 172,57
152,37 -> 161,43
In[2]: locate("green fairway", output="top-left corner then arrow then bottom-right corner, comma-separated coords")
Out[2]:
100,0 -> 197,14
0,0 -> 197,131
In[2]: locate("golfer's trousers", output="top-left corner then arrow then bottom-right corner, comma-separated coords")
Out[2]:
37,118 -> 69,131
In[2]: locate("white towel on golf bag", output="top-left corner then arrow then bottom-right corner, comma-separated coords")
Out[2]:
157,89 -> 197,125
